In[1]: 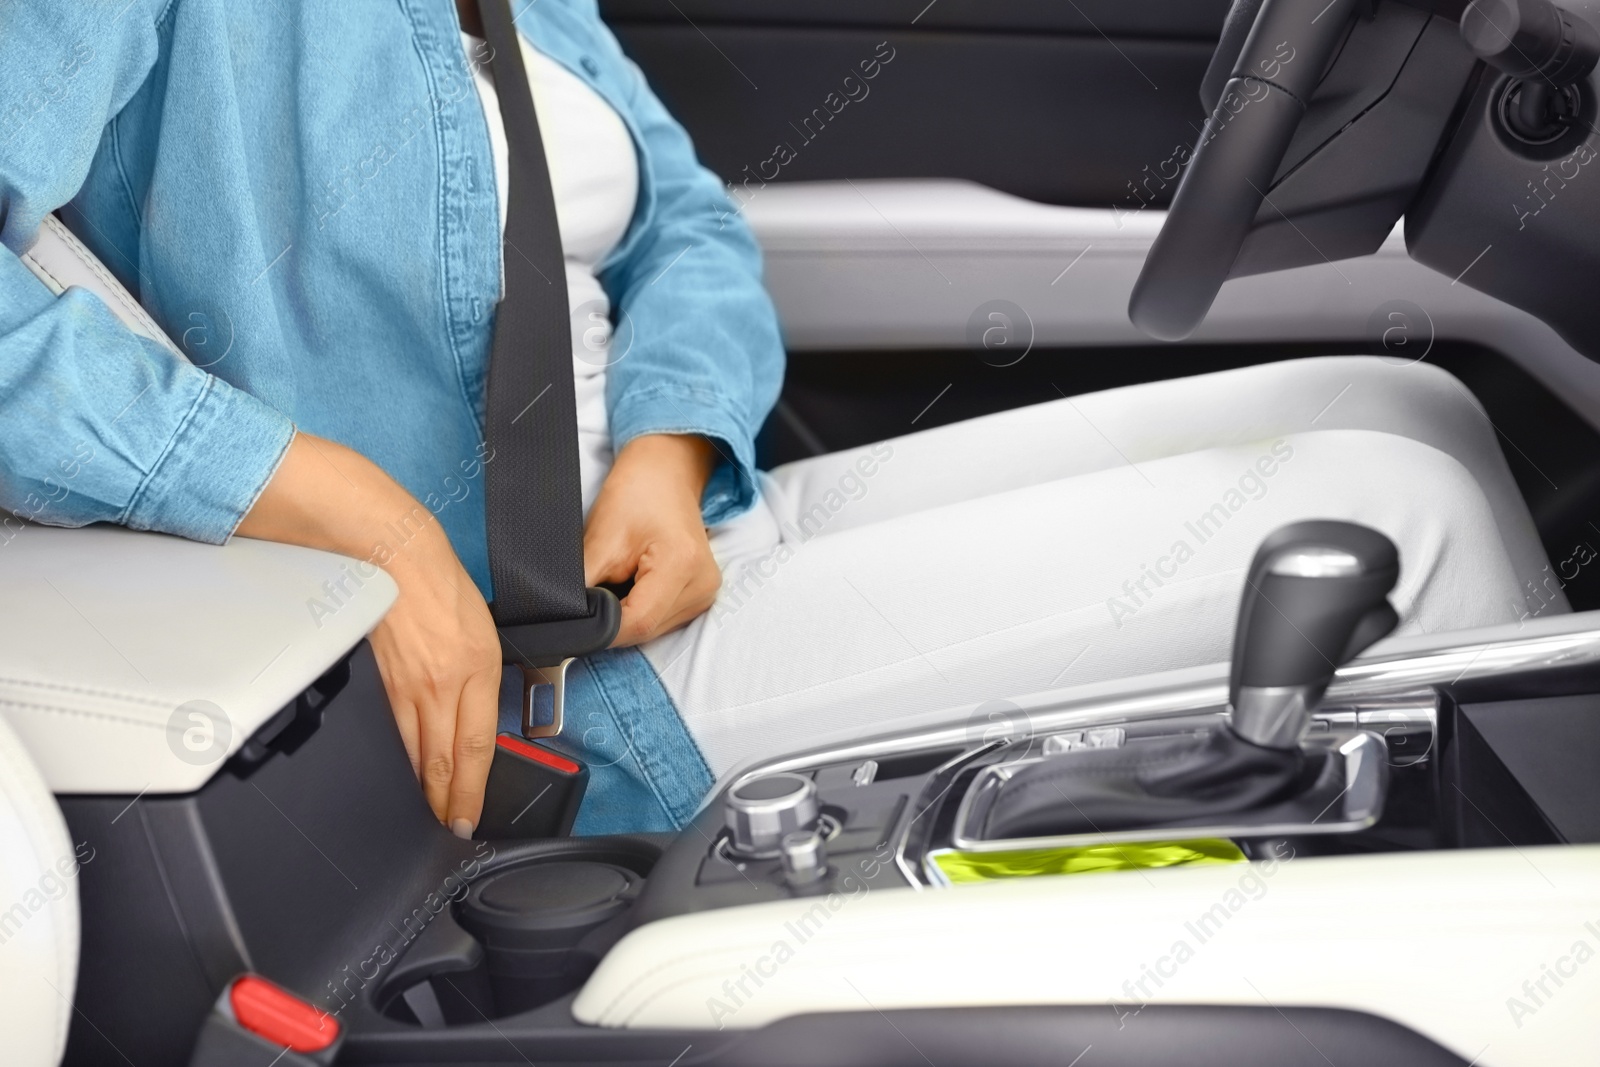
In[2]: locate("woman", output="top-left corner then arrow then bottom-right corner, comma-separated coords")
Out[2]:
0,0 -> 1555,838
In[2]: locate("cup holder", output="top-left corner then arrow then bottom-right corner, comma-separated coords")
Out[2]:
378,849 -> 649,1026
458,860 -> 642,1016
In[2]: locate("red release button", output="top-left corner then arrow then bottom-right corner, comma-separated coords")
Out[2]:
229,975 -> 340,1053
496,733 -> 581,775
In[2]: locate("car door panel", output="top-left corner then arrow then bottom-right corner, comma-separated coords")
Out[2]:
601,0 -> 1226,206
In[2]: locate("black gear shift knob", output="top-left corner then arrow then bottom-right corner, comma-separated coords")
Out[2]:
1228,521 -> 1400,749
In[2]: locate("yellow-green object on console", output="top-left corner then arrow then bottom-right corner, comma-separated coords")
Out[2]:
932,839 -> 1246,884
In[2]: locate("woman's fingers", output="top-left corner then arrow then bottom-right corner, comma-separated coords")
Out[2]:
368,567 -> 502,832
583,525 -> 631,588
614,540 -> 721,646
414,677 -> 460,823
390,698 -> 424,783
371,646 -> 424,779
445,665 -> 502,837
583,433 -> 722,642
234,432 -> 506,833
614,551 -> 687,646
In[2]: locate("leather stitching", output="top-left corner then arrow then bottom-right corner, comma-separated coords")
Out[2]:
41,216 -> 179,351
0,697 -> 168,731
0,674 -> 180,709
20,252 -> 68,295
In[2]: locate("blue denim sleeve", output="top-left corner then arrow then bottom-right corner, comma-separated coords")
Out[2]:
589,21 -> 786,526
0,4 -> 295,544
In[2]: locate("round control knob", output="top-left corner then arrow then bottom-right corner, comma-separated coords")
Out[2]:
780,829 -> 828,887
724,772 -> 819,857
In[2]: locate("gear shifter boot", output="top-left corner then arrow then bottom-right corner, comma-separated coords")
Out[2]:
975,521 -> 1400,841
978,727 -> 1317,840
975,521 -> 1399,843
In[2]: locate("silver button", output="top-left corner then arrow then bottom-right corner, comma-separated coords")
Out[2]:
1043,731 -> 1084,756
1043,727 -> 1125,756
780,829 -> 827,886
1084,726 -> 1126,748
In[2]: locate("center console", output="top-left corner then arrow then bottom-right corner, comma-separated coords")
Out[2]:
551,539 -> 1600,1063
58,521 -> 1600,1067
629,522 -> 1453,916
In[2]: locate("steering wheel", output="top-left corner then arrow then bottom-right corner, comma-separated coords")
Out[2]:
1128,0 -> 1364,341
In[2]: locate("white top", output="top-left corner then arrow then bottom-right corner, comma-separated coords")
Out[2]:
463,31 -> 640,512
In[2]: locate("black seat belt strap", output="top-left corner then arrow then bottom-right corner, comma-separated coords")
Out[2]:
477,0 -> 619,738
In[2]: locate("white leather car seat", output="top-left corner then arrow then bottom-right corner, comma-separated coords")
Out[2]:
0,213 -> 122,1067
0,712 -> 80,1067
19,214 -> 184,357
3,217 -> 396,1067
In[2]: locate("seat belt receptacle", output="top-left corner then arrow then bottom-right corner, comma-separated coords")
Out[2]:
478,732 -> 589,839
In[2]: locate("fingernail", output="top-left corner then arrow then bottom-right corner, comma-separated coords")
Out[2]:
450,818 -> 474,840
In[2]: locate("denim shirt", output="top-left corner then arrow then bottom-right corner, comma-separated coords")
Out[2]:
0,0 -> 785,598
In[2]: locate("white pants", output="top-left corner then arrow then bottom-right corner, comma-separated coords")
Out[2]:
643,357 -> 1563,773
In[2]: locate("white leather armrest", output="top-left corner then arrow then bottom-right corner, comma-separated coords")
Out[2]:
0,523 -> 395,794
8,216 -> 395,794
574,846 -> 1600,1066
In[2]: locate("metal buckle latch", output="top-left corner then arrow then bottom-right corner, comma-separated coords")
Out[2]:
496,587 -> 622,741
519,657 -> 574,740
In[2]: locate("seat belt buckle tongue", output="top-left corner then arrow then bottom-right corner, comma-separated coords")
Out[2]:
496,586 -> 621,741
519,659 -> 571,740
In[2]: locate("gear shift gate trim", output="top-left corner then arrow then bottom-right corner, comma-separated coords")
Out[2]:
947,729 -> 1388,853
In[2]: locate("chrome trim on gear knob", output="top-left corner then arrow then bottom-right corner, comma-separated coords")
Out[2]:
1267,546 -> 1364,578
1230,682 -> 1323,749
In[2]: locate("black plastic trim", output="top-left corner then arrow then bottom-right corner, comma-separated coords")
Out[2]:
600,0 -> 1232,39
498,587 -> 621,668
341,1003 -> 1470,1065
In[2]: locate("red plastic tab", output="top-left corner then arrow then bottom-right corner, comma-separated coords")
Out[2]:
496,733 -> 581,775
229,975 -> 340,1053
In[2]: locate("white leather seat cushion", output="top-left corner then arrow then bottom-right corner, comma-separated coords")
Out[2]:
0,712 -> 79,1066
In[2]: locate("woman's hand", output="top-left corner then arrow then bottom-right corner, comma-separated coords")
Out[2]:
585,434 -> 721,646
237,433 -> 501,838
